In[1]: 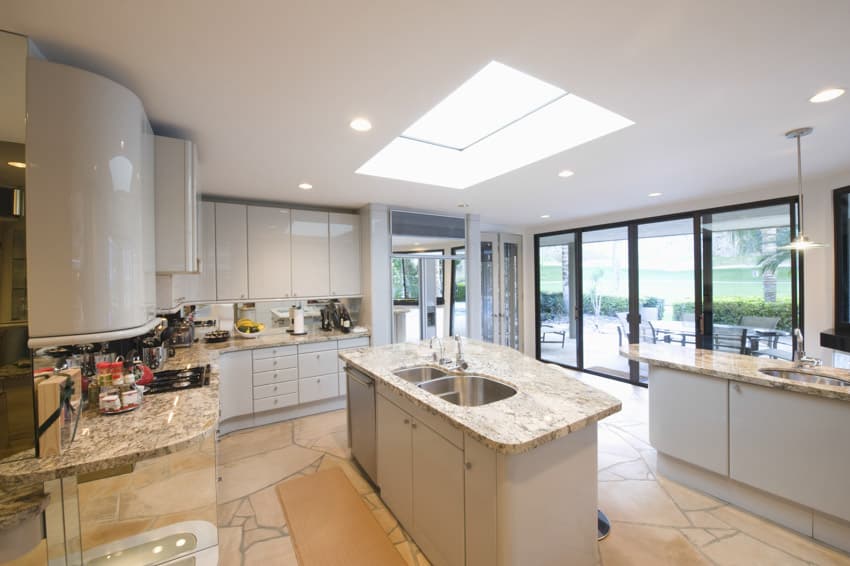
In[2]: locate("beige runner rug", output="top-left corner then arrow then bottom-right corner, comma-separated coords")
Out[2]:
276,467 -> 406,566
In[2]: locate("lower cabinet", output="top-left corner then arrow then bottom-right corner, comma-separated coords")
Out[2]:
376,393 -> 464,566
730,382 -> 850,523
218,351 -> 253,421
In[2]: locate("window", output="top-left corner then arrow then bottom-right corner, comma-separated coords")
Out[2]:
392,250 -> 445,305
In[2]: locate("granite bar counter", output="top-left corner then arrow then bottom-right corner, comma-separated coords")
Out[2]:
0,329 -> 368,488
622,343 -> 850,402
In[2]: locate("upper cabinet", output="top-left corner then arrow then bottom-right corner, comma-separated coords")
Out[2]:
27,59 -> 156,340
155,136 -> 199,273
248,205 -> 292,299
215,203 -> 248,301
329,212 -> 361,296
291,210 -> 330,297
177,200 -> 217,303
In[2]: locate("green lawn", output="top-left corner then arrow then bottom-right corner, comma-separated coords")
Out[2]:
539,265 -> 792,300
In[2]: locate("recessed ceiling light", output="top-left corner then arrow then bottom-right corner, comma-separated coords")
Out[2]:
175,538 -> 186,548
540,214 -> 551,219
648,192 -> 662,197
557,169 -> 574,178
7,161 -> 25,168
809,88 -> 844,103
356,61 -> 634,189
298,183 -> 313,190
457,203 -> 470,208
152,546 -> 163,555
350,117 -> 372,132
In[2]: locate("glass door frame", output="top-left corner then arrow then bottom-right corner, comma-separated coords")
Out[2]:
534,196 -> 801,387
481,232 -> 523,348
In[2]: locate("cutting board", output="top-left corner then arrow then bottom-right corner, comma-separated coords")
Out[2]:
34,368 -> 82,457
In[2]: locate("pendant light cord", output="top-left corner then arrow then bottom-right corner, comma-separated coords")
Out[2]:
796,133 -> 804,237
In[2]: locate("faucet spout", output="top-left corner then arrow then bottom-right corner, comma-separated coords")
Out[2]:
794,328 -> 822,368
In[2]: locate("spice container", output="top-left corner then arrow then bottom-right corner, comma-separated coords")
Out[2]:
99,394 -> 121,412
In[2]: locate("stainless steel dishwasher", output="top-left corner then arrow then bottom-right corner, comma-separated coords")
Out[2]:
346,366 -> 377,485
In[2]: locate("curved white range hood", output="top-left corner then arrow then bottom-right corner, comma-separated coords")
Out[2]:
25,59 -> 157,347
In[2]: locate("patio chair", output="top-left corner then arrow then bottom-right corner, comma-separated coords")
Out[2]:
739,316 -> 780,330
713,327 -> 749,354
639,321 -> 657,344
540,322 -> 566,348
615,312 -> 630,346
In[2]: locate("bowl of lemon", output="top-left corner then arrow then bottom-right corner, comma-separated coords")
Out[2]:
234,318 -> 265,339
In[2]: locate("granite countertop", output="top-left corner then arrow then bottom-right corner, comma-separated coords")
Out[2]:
0,329 -> 369,491
339,340 -> 621,455
623,343 -> 850,402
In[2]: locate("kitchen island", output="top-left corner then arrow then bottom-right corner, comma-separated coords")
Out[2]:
624,343 -> 850,554
340,340 -> 621,566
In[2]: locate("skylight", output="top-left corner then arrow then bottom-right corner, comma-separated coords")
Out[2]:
356,61 -> 634,190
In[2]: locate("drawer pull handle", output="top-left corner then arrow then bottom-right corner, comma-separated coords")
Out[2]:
403,418 -> 410,425
273,386 -> 278,391
274,399 -> 278,405
465,462 -> 472,470
411,423 -> 417,429
317,378 -> 321,383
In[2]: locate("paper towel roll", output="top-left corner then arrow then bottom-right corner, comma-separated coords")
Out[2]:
294,309 -> 305,334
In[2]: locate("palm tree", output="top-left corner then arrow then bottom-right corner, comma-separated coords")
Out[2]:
757,248 -> 790,303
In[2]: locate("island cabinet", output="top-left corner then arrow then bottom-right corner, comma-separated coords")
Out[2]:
375,385 -> 598,566
218,350 -> 253,421
729,382 -> 850,525
649,367 -> 728,476
376,392 -> 465,566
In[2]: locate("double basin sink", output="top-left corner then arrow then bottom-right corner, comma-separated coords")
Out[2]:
393,366 -> 517,407
759,368 -> 850,388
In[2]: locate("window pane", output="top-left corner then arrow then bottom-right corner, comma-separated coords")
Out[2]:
538,232 -> 578,367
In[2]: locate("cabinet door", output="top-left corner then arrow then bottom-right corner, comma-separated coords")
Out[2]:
175,200 -> 217,302
218,351 -> 253,421
412,421 -> 465,566
730,382 -> 850,523
329,212 -> 361,296
248,206 -> 292,299
376,394 -> 413,529
155,136 -> 198,273
291,210 -> 329,297
215,203 -> 248,300
649,367 -> 728,476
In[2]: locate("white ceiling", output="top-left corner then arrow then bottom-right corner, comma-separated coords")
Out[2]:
4,1 -> 850,229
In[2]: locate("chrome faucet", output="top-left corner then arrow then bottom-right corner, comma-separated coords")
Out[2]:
454,336 -> 468,370
430,337 -> 452,366
794,328 -> 822,368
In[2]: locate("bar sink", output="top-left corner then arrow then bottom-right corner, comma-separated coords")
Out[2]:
759,368 -> 850,387
418,375 -> 517,407
394,366 -> 450,383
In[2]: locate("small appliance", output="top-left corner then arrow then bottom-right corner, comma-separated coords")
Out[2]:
169,320 -> 195,348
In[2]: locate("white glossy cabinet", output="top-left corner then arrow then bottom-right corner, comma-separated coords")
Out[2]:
215,203 -> 248,300
247,205 -> 291,299
329,212 -> 361,296
155,135 -> 198,273
649,367 -> 728,476
376,392 -> 464,566
219,351 -> 253,422
730,382 -> 850,523
377,394 -> 414,528
181,201 -> 217,302
26,59 -> 156,340
291,210 -> 329,297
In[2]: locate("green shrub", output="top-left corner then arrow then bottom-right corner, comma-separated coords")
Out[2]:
538,293 -> 665,320
672,298 -> 793,330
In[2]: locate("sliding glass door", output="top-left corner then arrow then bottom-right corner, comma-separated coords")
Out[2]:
581,227 -> 631,379
534,198 -> 800,386
537,232 -> 579,366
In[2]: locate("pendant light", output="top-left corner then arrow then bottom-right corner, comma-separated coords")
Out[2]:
782,127 -> 825,250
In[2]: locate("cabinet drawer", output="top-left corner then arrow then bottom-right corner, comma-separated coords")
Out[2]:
253,355 -> 297,373
299,375 -> 339,404
253,367 -> 298,386
298,350 -> 339,378
254,392 -> 298,413
254,381 -> 298,399
338,337 -> 369,350
298,341 -> 337,354
338,371 -> 347,396
253,345 -> 297,360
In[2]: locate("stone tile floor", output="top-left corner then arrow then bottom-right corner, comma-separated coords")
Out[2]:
217,375 -> 850,565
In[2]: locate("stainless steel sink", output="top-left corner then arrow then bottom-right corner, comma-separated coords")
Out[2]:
759,368 -> 850,387
394,366 -> 450,383
418,375 -> 517,407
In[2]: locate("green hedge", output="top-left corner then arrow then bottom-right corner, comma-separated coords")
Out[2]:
539,293 -> 664,320
672,298 -> 793,330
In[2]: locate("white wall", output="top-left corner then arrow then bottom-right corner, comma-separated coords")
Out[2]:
521,170 -> 850,363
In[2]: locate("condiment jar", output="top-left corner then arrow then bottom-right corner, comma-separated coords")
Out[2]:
100,394 -> 121,412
